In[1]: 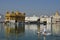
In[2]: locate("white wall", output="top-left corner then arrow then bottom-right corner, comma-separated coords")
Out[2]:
25,16 -> 39,22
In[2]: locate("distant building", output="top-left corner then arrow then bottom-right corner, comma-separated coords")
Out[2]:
5,11 -> 25,26
25,15 -> 39,24
40,15 -> 51,24
52,11 -> 60,23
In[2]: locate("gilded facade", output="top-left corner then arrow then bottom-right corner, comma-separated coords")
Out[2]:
5,11 -> 25,22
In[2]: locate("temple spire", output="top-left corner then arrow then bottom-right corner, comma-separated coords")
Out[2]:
55,11 -> 59,16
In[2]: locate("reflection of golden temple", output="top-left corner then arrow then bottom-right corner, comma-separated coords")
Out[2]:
4,24 -> 25,34
4,24 -> 25,40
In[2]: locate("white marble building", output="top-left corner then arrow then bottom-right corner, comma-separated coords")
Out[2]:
40,15 -> 51,24
25,15 -> 39,22
52,11 -> 60,24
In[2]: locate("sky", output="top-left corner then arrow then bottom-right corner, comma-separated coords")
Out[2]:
0,0 -> 60,16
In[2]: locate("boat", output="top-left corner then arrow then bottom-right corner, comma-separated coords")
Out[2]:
41,26 -> 51,36
42,32 -> 51,36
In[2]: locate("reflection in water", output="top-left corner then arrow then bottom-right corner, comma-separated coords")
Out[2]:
0,23 -> 3,32
47,24 -> 51,33
37,24 -> 40,40
52,23 -> 60,36
40,23 -> 60,36
37,24 -> 47,40
4,23 -> 25,40
43,36 -> 46,40
0,23 -> 60,40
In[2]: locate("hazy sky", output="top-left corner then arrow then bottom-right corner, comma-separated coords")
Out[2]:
0,0 -> 60,16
